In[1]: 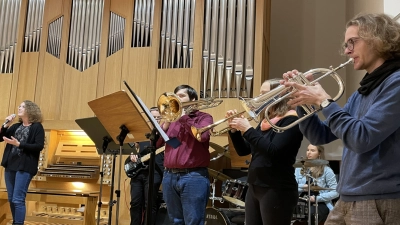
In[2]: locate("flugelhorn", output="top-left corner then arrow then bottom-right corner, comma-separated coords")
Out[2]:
239,58 -> 354,132
158,92 -> 223,122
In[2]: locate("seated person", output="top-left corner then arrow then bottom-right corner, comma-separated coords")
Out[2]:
295,144 -> 339,225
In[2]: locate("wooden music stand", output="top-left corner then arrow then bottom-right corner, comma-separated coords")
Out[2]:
88,90 -> 151,144
88,90 -> 151,225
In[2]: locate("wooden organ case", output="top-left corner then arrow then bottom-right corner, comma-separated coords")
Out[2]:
0,0 -> 271,224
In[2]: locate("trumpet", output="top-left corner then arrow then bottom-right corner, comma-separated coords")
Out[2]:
240,58 -> 354,133
158,92 -> 223,122
191,111 -> 251,141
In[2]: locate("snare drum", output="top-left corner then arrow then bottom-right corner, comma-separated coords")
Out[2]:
222,179 -> 248,207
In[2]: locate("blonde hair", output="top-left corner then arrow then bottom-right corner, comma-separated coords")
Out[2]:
310,145 -> 326,178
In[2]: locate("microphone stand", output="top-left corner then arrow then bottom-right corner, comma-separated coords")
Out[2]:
97,136 -> 111,225
315,195 -> 319,225
144,128 -> 160,225
108,125 -> 129,225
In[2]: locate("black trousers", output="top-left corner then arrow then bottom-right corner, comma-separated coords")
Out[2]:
130,172 -> 162,225
245,184 -> 298,225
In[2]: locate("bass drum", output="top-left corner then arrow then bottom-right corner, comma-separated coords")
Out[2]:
205,207 -> 229,225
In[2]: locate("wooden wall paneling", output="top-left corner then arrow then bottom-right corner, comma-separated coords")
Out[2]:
110,0 -> 132,17
0,75 -> 13,117
35,0 -> 65,122
7,0 -> 29,112
60,66 -> 98,120
102,0 -> 132,96
15,52 -> 40,106
122,1 -> 160,108
103,49 -> 124,96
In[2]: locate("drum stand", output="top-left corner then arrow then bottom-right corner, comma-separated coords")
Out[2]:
209,178 -> 224,207
314,195 -> 319,224
301,167 -> 319,225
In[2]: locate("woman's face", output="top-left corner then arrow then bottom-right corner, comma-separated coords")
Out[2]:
17,102 -> 26,117
306,144 -> 319,159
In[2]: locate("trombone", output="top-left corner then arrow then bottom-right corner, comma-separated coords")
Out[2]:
158,92 -> 223,122
240,58 -> 354,132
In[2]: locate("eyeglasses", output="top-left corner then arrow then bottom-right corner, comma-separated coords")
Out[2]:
343,37 -> 361,51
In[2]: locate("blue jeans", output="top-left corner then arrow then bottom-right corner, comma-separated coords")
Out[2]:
5,170 -> 33,224
162,168 -> 210,225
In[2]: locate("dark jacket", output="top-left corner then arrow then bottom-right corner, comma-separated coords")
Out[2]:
1,122 -> 45,175
229,116 -> 303,189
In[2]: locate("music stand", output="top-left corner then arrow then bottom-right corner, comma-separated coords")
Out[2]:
75,117 -> 136,154
88,91 -> 152,225
75,116 -> 136,225
123,81 -> 180,225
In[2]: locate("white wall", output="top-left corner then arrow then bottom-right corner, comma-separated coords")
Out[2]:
384,0 -> 400,19
269,0 -> 386,160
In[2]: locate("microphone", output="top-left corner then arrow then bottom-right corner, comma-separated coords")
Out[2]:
2,114 -> 16,127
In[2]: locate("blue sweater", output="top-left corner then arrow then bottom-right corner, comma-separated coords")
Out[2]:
297,69 -> 400,201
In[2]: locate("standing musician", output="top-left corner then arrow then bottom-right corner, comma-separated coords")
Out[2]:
295,144 -> 339,225
157,84 -> 213,225
282,13 -> 400,224
1,100 -> 45,225
126,107 -> 164,225
226,79 -> 303,225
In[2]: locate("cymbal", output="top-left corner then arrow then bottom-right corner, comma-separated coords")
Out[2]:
302,185 -> 335,191
208,168 -> 231,182
209,142 -> 230,158
293,158 -> 329,167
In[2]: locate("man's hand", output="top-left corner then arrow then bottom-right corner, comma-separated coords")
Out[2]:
130,154 -> 138,162
281,70 -> 331,107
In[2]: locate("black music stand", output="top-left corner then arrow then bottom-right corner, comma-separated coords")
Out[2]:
75,116 -> 136,225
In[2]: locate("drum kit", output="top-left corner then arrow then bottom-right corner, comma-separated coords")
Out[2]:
292,158 -> 335,225
207,168 -> 246,225
207,142 -> 246,225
